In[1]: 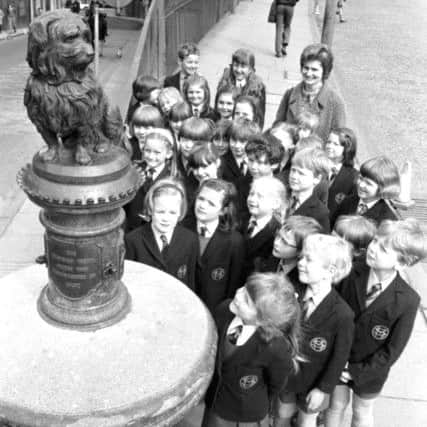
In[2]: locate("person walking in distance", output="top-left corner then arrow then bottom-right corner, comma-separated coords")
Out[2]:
7,3 -> 16,33
274,0 -> 299,57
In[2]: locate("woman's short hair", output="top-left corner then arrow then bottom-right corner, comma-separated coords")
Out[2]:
303,234 -> 353,283
359,156 -> 401,199
329,127 -> 358,167
231,48 -> 255,70
300,43 -> 334,80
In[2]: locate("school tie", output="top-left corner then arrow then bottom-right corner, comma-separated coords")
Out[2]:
145,167 -> 155,185
240,159 -> 247,176
357,202 -> 368,215
301,297 -> 314,321
193,107 -> 200,118
228,325 -> 243,345
160,234 -> 169,257
247,218 -> 257,237
198,226 -> 209,256
199,225 -> 207,237
365,283 -> 382,307
289,196 -> 299,215
329,166 -> 338,185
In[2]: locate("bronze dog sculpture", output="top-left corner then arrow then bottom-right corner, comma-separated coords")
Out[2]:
24,9 -> 123,165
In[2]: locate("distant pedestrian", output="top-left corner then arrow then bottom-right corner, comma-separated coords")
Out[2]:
313,0 -> 321,15
336,0 -> 347,23
71,0 -> 81,14
7,3 -> 16,33
65,0 -> 72,8
274,0 -> 299,57
0,8 -> 4,33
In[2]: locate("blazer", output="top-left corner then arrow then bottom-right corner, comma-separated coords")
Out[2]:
286,285 -> 354,395
293,193 -> 330,233
124,223 -> 199,291
337,263 -> 420,394
123,164 -> 171,232
260,258 -> 301,289
243,216 -> 281,279
274,82 -> 346,142
221,151 -> 247,188
327,165 -> 358,219
205,301 -> 294,422
163,71 -> 181,92
330,195 -> 398,229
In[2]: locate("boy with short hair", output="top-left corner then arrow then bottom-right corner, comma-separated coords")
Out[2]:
242,176 -> 287,279
164,42 -> 200,93
275,234 -> 354,427
288,147 -> 330,232
326,219 -> 427,427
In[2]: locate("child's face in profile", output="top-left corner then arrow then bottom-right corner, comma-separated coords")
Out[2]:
159,96 -> 176,115
229,138 -> 247,159
229,286 -> 258,325
366,236 -> 399,272
325,132 -> 344,162
181,54 -> 200,76
357,175 -> 379,202
234,101 -> 254,122
151,193 -> 182,236
212,137 -> 229,156
195,186 -> 224,224
273,229 -> 298,260
289,165 -> 320,194
247,181 -> 277,219
232,61 -> 251,81
247,154 -> 272,179
180,138 -> 196,159
187,84 -> 205,107
143,138 -> 172,169
216,93 -> 234,119
298,245 -> 331,286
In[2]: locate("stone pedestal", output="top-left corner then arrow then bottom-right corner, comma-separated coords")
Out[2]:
0,261 -> 217,427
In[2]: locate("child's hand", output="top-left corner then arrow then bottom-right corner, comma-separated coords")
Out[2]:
340,368 -> 352,383
306,388 -> 327,412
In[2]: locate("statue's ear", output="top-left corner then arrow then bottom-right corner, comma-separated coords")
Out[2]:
29,20 -> 49,48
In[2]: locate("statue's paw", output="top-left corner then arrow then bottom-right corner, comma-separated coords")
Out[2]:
95,141 -> 110,154
39,146 -> 58,162
75,145 -> 92,165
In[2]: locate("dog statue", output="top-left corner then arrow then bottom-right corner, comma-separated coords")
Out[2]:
24,9 -> 124,165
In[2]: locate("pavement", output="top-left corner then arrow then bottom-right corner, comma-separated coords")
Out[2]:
0,27 -> 28,42
0,1 -> 426,426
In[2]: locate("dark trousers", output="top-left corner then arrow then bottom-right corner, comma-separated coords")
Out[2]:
275,5 -> 295,55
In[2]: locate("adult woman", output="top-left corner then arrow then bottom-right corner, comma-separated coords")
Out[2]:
274,0 -> 299,57
274,43 -> 346,142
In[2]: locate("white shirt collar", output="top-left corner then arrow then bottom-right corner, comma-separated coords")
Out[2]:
227,315 -> 257,346
250,215 -> 272,237
367,269 -> 396,294
235,78 -> 247,88
304,284 -> 331,310
197,219 -> 218,238
359,198 -> 380,209
151,225 -> 174,252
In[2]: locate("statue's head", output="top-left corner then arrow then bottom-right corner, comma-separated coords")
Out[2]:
26,9 -> 94,83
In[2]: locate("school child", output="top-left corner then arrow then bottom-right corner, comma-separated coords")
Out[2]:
288,147 -> 331,232
164,42 -> 200,93
158,87 -> 184,118
330,155 -> 400,228
243,176 -> 287,278
203,272 -> 302,427
124,129 -> 175,232
212,118 -> 232,157
275,234 -> 354,427
168,101 -> 192,145
183,74 -> 217,121
221,118 -> 261,188
217,48 -> 266,127
125,178 -> 199,291
265,216 -> 322,287
233,94 -> 264,129
127,105 -> 165,161
126,75 -> 162,123
326,219 -> 427,427
214,87 -> 236,121
177,116 -> 214,177
325,127 -> 359,219
333,215 -> 376,263
188,178 -> 245,313
296,111 -> 320,142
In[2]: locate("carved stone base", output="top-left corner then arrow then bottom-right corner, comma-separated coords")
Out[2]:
0,262 -> 217,426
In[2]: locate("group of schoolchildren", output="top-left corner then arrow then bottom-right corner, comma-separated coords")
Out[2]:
122,42 -> 427,427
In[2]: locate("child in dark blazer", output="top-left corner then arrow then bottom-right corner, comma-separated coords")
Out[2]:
186,178 -> 245,313
243,176 -> 287,279
275,234 -> 354,427
125,178 -> 199,291
288,147 -> 331,232
325,127 -> 359,219
203,272 -> 302,427
330,155 -> 400,228
326,219 -> 427,427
